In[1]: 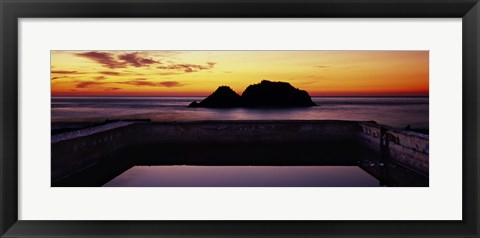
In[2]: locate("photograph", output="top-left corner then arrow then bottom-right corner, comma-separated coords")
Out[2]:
3,0 -> 478,236
51,50 -> 429,187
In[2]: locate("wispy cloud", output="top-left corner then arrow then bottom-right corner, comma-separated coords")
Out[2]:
120,80 -> 156,87
93,76 -> 107,80
51,70 -> 85,80
118,79 -> 184,88
76,51 -> 127,69
159,81 -> 182,87
73,79 -> 184,89
157,62 -> 216,73
297,79 -> 323,86
75,51 -> 162,69
51,70 -> 82,74
74,51 -> 215,77
105,87 -> 121,91
118,52 -> 159,67
99,71 -> 123,76
75,81 -> 106,88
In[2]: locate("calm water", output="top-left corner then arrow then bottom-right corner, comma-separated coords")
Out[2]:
51,96 -> 428,129
103,166 -> 380,187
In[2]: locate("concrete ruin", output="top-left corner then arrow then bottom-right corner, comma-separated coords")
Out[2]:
51,120 -> 429,187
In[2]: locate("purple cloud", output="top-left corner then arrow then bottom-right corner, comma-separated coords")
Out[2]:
76,51 -> 127,69
118,52 -> 159,67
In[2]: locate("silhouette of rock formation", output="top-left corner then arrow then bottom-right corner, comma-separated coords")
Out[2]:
242,80 -> 316,107
189,80 -> 316,108
189,86 -> 242,108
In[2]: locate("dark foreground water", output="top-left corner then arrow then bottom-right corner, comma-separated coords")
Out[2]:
52,96 -> 428,129
103,166 -> 380,187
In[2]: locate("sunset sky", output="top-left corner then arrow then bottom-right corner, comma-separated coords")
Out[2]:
51,51 -> 428,96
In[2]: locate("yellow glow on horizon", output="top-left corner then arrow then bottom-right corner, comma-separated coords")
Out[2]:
51,50 -> 428,96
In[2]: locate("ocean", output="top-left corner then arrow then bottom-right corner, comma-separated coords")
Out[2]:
51,96 -> 428,130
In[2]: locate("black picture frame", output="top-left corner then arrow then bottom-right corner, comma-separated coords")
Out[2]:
1,0 -> 479,237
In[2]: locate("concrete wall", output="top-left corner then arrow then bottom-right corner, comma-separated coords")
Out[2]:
52,120 -> 429,185
51,120 -> 361,184
358,122 -> 429,175
51,122 -> 140,184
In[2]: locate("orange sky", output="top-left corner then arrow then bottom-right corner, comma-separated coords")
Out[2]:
51,51 -> 428,96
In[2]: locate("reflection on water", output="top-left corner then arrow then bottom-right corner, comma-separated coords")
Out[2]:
103,166 -> 380,187
52,96 -> 428,129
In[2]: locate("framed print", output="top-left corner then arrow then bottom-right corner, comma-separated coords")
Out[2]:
1,0 -> 479,237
